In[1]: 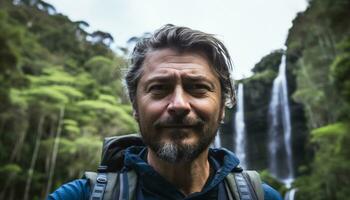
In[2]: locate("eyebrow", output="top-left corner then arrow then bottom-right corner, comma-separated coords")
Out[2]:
144,75 -> 175,86
183,75 -> 215,87
144,74 -> 216,88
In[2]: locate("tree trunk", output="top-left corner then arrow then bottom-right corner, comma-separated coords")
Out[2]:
10,120 -> 29,162
45,106 -> 65,198
0,115 -> 6,137
45,119 -> 56,174
0,173 -> 16,200
23,115 -> 45,200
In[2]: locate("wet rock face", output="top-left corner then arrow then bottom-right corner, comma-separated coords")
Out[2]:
220,50 -> 308,173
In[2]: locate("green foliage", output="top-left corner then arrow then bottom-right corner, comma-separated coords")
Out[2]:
41,136 -> 102,179
76,99 -> 137,136
77,100 -> 121,114
294,122 -> 350,200
63,119 -> 80,138
25,86 -> 69,105
3,0 -> 347,199
0,163 -> 22,175
287,0 -> 350,128
98,94 -> 120,105
84,55 -> 125,97
331,37 -> 350,106
331,53 -> 350,100
0,9 -> 28,112
251,50 -> 283,73
47,85 -> 84,99
247,69 -> 277,83
73,136 -> 102,171
312,122 -> 347,138
0,1 -> 136,199
84,56 -> 115,79
28,67 -> 77,86
9,88 -> 28,108
285,1 -> 350,199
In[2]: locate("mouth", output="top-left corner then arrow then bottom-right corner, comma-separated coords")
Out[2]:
154,117 -> 205,130
160,124 -> 196,129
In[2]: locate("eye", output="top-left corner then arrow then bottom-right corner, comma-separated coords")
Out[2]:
147,84 -> 170,94
186,84 -> 211,94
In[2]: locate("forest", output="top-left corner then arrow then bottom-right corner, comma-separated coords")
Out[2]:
0,0 -> 349,199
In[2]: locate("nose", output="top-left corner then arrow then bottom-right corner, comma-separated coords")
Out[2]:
167,86 -> 191,117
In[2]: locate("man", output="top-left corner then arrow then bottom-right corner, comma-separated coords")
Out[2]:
49,24 -> 282,200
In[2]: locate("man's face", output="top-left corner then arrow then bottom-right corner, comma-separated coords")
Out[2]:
135,48 -> 224,163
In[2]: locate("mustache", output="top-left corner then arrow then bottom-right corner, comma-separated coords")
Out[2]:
154,116 -> 205,128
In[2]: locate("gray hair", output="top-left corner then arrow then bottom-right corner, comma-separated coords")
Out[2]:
125,24 -> 235,108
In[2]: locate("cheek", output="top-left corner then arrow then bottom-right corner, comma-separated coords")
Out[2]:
137,96 -> 167,122
192,98 -> 222,121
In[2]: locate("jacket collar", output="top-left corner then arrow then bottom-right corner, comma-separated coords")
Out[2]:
123,146 -> 240,198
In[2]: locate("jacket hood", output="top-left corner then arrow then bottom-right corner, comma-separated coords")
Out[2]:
123,146 -> 240,195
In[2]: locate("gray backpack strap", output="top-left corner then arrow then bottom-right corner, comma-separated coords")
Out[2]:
84,171 -> 119,200
242,171 -> 264,200
84,170 -> 138,200
225,173 -> 240,200
225,170 -> 264,200
126,170 -> 137,200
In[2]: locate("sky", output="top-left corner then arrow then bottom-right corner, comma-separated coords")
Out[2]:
45,0 -> 308,79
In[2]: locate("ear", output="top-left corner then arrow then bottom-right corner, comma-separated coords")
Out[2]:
132,101 -> 139,121
133,110 -> 139,121
219,106 -> 225,122
221,110 -> 225,121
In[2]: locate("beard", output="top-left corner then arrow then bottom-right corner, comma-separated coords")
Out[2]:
141,115 -> 218,163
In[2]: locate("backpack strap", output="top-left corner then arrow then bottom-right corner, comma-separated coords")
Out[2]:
243,171 -> 264,200
225,170 -> 264,200
83,134 -> 142,200
119,170 -> 137,200
85,169 -> 263,200
225,173 -> 239,200
84,170 -> 138,200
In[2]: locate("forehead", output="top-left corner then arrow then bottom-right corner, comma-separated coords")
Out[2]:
140,48 -> 218,79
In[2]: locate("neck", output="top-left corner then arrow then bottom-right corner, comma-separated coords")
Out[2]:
147,148 -> 210,196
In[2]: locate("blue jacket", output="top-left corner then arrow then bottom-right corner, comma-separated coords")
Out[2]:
48,147 -> 282,200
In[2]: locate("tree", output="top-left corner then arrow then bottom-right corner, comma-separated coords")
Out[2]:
90,30 -> 114,46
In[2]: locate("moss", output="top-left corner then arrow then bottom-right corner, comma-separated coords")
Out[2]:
246,69 -> 277,83
251,50 -> 283,73
294,122 -> 350,199
311,122 -> 348,139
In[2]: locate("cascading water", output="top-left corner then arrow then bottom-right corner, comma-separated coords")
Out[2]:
284,188 -> 297,200
267,53 -> 294,187
234,83 -> 247,168
213,131 -> 222,148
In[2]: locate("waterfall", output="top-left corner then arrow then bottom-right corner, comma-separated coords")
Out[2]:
267,53 -> 294,186
234,83 -> 247,168
213,131 -> 222,148
284,188 -> 297,200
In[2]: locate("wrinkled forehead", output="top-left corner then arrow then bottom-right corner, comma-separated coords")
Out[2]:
141,48 -> 218,76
